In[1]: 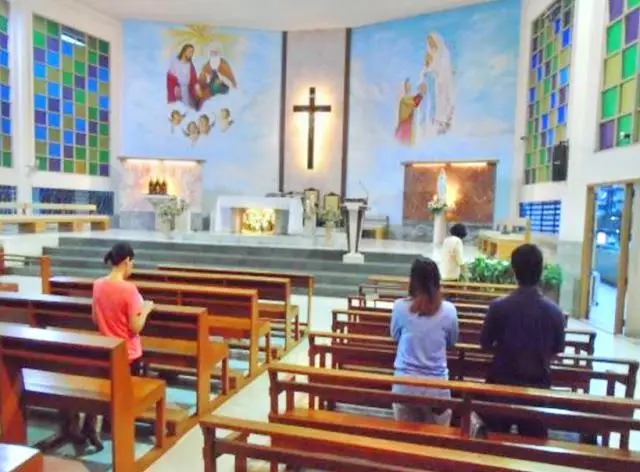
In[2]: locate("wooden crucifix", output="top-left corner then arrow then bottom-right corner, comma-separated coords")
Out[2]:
293,87 -> 331,170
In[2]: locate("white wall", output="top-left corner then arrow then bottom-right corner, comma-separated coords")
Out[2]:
283,29 -> 346,195
4,0 -> 122,202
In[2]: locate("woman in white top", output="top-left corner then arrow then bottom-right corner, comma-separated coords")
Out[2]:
440,223 -> 467,280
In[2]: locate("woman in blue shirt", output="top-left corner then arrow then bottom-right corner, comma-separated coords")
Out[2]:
391,257 -> 459,425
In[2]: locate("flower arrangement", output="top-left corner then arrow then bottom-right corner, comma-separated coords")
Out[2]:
158,196 -> 188,231
320,208 -> 342,226
427,195 -> 448,215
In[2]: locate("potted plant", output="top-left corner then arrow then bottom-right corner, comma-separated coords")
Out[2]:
541,263 -> 563,303
320,208 -> 342,245
158,196 -> 189,234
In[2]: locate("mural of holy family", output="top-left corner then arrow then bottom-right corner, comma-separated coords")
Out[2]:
395,32 -> 455,146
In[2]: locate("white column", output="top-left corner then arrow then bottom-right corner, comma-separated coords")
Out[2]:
8,0 -> 34,203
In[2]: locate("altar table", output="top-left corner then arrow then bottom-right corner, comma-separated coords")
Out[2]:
213,196 -> 304,235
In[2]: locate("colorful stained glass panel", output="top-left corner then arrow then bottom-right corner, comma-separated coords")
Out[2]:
0,1 -> 10,169
32,15 -> 110,176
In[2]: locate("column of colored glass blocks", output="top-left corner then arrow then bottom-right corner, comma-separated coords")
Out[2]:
33,15 -> 110,176
599,0 -> 640,149
0,1 -> 10,169
524,0 -> 573,185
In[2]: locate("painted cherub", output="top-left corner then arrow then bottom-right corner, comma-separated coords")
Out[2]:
168,109 -> 187,133
219,108 -> 234,132
198,114 -> 216,136
183,121 -> 200,145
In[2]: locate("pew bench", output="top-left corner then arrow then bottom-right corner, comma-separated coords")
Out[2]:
268,364 -> 640,470
0,291 -> 233,432
157,263 -> 315,334
200,415 -> 581,472
0,214 -> 109,233
131,268 -> 298,351
0,323 -> 166,471
47,276 -> 270,378
0,444 -> 43,472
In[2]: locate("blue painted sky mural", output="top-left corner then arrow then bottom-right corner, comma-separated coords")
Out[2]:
122,21 -> 282,196
347,0 -> 521,223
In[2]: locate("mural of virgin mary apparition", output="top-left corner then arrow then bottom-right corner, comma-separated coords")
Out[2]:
417,32 -> 455,139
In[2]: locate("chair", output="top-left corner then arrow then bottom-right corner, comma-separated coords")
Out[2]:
303,188 -> 320,209
323,192 -> 341,212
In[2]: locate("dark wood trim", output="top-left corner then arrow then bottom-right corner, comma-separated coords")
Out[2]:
340,28 -> 352,197
278,31 -> 288,192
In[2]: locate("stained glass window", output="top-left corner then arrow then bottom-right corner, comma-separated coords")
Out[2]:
519,200 -> 561,234
524,0 -> 574,184
599,0 -> 640,150
0,1 -> 10,169
33,16 -> 110,176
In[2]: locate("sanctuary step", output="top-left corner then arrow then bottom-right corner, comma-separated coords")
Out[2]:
12,237 -> 421,298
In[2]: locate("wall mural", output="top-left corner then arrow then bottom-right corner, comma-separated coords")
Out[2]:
122,22 -> 282,206
347,0 -> 520,224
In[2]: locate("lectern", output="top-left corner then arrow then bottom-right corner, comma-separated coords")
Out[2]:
342,198 -> 368,264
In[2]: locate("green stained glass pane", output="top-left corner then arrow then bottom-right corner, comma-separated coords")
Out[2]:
622,45 -> 638,80
0,16 -> 7,34
527,120 -> 533,135
34,79 -> 46,94
47,67 -> 59,81
63,72 -> 73,86
525,153 -> 532,168
551,56 -> 558,73
543,78 -> 551,95
35,141 -> 46,155
36,157 -> 47,171
89,149 -> 98,161
89,162 -> 98,175
99,123 -> 108,136
76,147 -> 86,160
629,0 -> 640,8
99,150 -> 109,163
618,114 -> 633,145
607,21 -> 623,55
49,128 -> 60,142
538,149 -> 546,165
33,31 -> 45,49
63,160 -> 74,173
98,40 -> 109,54
602,87 -> 619,119
2,152 -> 11,168
533,135 -> 538,149
99,136 -> 108,149
74,61 -> 86,76
75,89 -> 86,104
88,51 -> 97,65
46,21 -> 59,37
545,42 -> 552,58
88,37 -> 97,50
62,56 -> 73,71
89,134 -> 98,148
33,16 -> 46,32
88,107 -> 97,121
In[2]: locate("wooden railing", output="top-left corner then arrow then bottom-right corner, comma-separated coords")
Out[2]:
0,248 -> 50,293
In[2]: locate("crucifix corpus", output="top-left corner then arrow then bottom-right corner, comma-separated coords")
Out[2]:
293,87 -> 331,170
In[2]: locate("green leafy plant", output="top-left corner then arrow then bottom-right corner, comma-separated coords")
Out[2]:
320,208 -> 342,226
465,256 -> 563,290
158,196 -> 188,231
541,263 -> 563,290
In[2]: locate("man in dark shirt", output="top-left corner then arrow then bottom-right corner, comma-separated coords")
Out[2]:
480,243 -> 566,438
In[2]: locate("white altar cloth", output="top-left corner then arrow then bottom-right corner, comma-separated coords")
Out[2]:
213,196 -> 304,234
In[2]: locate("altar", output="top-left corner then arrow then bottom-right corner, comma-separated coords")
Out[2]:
213,196 -> 304,235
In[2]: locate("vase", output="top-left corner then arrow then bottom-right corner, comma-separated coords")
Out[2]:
325,222 -> 334,246
432,212 -> 447,246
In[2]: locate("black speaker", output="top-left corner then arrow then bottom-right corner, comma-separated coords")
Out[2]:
551,142 -> 568,182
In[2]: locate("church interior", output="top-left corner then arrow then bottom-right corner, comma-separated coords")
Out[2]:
1,0 -> 640,470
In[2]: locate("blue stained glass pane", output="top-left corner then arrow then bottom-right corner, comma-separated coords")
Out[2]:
48,98 -> 60,112
62,41 -> 73,57
0,85 -> 9,101
541,131 -> 547,147
76,133 -> 86,146
34,110 -> 46,125
550,91 -> 557,108
537,67 -> 543,81
98,68 -> 109,82
49,143 -> 61,157
1,102 -> 9,118
34,94 -> 47,110
49,113 -> 60,128
88,65 -> 97,79
63,130 -> 73,145
528,87 -> 536,103
562,28 -> 571,48
47,82 -> 60,98
531,55 -> 536,69
34,47 -> 45,63
548,129 -> 555,145
64,146 -> 73,158
2,119 -> 11,135
559,67 -> 569,86
63,100 -> 73,115
63,86 -> 72,100
35,126 -> 46,141
99,110 -> 108,122
46,51 -> 60,69
99,96 -> 109,109
89,121 -> 97,134
75,118 -> 86,132
0,50 -> 8,68
0,34 -> 7,50
75,75 -> 85,89
558,105 -> 567,124
541,114 -> 549,130
47,36 -> 59,51
34,63 -> 46,79
88,79 -> 97,93
554,18 -> 561,34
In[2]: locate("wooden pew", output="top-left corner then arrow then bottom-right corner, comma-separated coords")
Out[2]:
308,332 -> 639,398
0,251 -> 51,294
268,364 -> 640,470
200,415 -> 587,472
0,444 -> 43,472
47,276 -> 270,378
157,263 -> 315,333
0,214 -> 109,233
130,268 -> 298,350
331,308 -> 596,357
0,322 -> 166,471
0,292 -> 231,432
